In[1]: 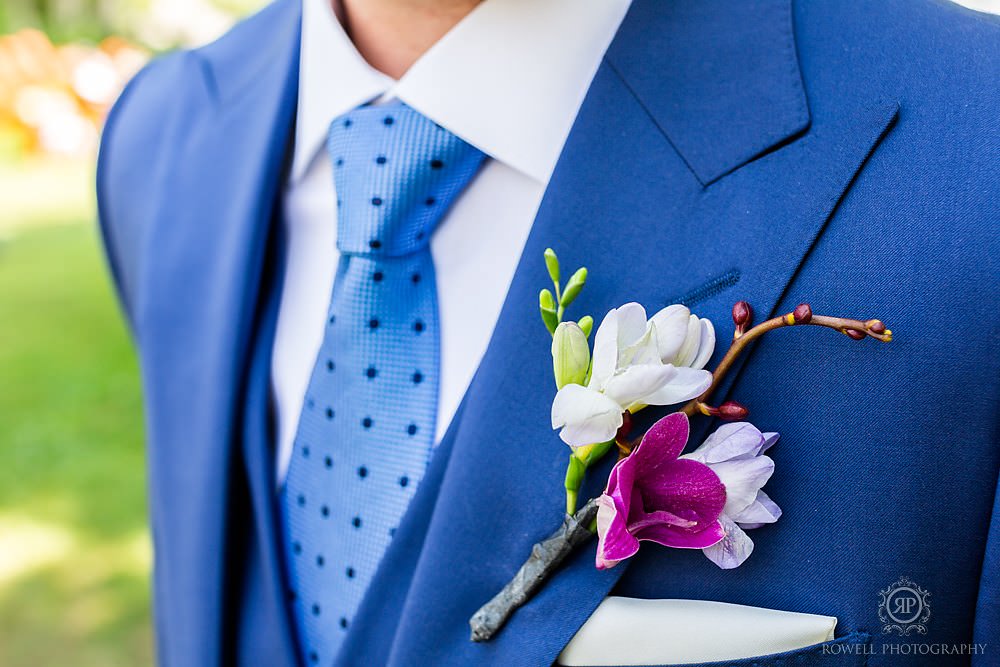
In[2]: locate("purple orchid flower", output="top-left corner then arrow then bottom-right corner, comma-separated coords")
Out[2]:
595,412 -> 726,569
681,422 -> 782,569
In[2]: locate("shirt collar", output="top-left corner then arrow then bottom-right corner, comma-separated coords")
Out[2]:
291,0 -> 632,184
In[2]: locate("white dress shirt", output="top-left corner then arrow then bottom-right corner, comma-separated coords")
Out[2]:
272,0 -> 632,483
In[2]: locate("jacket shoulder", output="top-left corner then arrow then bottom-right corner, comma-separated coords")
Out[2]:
96,0 -> 299,323
96,50 -> 199,326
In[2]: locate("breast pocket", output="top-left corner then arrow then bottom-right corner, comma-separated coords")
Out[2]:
558,597 -> 864,666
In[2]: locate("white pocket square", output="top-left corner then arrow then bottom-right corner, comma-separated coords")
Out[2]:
558,597 -> 838,666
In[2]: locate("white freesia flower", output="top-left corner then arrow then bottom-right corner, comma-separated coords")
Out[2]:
551,303 -> 715,447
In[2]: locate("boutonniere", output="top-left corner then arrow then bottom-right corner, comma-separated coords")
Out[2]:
469,248 -> 893,642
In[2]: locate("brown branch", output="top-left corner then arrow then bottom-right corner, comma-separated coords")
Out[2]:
469,499 -> 600,642
681,303 -> 892,417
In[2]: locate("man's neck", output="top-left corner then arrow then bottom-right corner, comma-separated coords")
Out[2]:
338,0 -> 482,80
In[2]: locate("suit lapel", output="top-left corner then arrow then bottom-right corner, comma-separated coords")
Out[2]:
137,1 -> 301,663
354,1 -> 900,665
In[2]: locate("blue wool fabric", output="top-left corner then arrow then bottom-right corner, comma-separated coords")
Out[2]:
279,102 -> 485,665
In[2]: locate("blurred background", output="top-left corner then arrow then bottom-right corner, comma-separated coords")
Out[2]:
0,0 -> 997,666
0,1 -> 262,665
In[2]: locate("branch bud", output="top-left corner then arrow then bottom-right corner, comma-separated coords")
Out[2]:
732,301 -> 753,337
717,400 -> 749,420
867,319 -> 886,334
844,328 -> 866,340
578,315 -> 594,338
793,303 -> 813,324
615,410 -> 633,444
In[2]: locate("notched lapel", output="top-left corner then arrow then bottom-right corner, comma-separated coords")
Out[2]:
606,0 -> 810,186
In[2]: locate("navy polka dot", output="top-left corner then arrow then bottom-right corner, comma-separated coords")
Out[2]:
283,104 -> 485,657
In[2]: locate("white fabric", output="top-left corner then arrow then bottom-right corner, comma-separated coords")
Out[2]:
272,0 -> 632,483
558,597 -> 838,666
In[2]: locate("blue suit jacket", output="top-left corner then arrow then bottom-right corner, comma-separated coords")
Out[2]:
97,1 -> 1000,665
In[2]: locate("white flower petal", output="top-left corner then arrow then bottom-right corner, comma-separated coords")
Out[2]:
684,422 -> 765,464
691,318 -> 716,370
603,363 -> 676,410
703,515 -> 754,569
643,366 -> 712,406
551,383 -> 624,446
672,314 -> 703,367
614,302 -> 649,350
731,490 -> 782,525
711,455 -> 775,516
588,308 -> 621,391
649,304 -> 690,362
620,321 -> 661,367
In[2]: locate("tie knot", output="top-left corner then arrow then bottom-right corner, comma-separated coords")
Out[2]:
327,102 -> 485,257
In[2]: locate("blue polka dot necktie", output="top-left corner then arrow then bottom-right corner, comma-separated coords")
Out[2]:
279,101 -> 485,665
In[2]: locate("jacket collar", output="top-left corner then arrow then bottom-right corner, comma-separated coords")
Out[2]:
606,0 -> 810,186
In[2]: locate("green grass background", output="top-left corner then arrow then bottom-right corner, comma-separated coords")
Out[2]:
0,160 -> 152,666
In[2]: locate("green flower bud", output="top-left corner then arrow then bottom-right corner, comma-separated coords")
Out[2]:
560,267 -> 588,307
578,315 -> 594,338
551,321 -> 591,389
539,289 -> 558,334
544,248 -> 560,285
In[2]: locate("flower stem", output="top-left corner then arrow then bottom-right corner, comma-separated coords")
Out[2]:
469,499 -> 600,642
